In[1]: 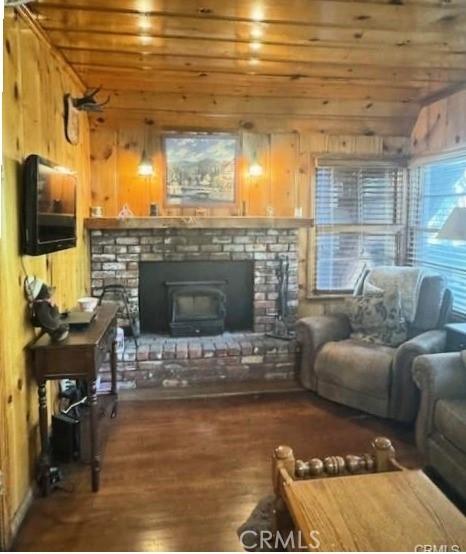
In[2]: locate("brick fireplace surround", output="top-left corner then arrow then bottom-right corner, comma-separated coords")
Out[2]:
88,220 -> 307,390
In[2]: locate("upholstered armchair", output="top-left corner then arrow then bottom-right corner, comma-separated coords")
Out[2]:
413,352 -> 466,500
296,268 -> 452,422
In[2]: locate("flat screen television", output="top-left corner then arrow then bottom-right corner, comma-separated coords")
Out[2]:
22,155 -> 77,256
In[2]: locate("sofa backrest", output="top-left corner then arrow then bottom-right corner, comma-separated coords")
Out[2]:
359,267 -> 453,336
411,274 -> 453,335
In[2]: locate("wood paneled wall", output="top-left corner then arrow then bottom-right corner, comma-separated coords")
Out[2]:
89,117 -> 408,218
411,88 -> 466,157
1,10 -> 91,545
89,116 -> 409,319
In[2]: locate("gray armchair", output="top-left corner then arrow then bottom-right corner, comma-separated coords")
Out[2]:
413,353 -> 466,500
296,269 -> 452,422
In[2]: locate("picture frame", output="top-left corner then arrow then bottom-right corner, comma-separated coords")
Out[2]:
164,134 -> 238,206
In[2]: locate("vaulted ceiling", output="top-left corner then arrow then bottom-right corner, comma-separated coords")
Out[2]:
29,0 -> 466,136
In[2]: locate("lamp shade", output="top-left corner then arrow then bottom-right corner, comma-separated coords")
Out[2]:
437,207 -> 466,241
138,150 -> 154,177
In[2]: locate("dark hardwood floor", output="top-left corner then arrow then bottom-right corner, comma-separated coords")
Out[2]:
14,391 -> 420,552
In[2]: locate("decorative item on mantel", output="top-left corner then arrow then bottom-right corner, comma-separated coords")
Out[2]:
90,206 -> 103,218
149,203 -> 159,216
118,203 -> 134,218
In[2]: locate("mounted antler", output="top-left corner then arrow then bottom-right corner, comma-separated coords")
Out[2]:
63,87 -> 111,145
72,87 -> 111,112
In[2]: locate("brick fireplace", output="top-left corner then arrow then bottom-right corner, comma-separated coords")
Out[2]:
87,218 -> 310,390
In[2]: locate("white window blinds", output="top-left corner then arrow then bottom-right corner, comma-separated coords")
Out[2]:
315,165 -> 404,293
407,156 -> 466,314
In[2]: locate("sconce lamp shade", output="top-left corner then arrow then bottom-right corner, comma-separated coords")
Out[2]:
138,150 -> 154,177
437,207 -> 466,241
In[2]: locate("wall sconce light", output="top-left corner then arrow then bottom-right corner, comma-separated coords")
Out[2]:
248,152 -> 263,177
138,149 -> 154,177
138,122 -> 155,177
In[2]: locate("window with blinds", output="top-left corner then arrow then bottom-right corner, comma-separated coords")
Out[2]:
407,156 -> 466,314
314,165 -> 404,293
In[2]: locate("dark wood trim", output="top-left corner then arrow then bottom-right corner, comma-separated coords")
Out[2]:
84,216 -> 314,230
420,80 -> 466,107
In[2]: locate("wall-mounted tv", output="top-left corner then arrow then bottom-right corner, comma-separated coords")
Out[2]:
22,155 -> 77,256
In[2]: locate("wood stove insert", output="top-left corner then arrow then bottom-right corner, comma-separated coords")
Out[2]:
139,260 -> 254,335
166,281 -> 227,337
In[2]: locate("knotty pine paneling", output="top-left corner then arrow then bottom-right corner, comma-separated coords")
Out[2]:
411,88 -> 466,157
29,0 -> 466,147
89,118 -> 409,219
1,10 -> 91,545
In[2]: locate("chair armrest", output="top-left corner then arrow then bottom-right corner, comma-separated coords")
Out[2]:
295,315 -> 351,390
390,330 -> 447,422
412,352 -> 466,454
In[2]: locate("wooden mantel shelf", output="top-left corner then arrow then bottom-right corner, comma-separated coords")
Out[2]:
84,216 -> 314,230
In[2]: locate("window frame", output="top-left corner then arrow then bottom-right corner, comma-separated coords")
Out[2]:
309,159 -> 407,298
407,151 -> 466,316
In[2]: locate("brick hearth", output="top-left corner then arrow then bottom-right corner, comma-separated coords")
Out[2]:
99,333 -> 298,390
89,226 -> 300,389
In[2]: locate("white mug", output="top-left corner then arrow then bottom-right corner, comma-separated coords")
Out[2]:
90,206 -> 103,218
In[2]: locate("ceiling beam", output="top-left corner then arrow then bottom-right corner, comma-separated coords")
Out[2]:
33,0 -> 466,33
77,68 -> 425,101
34,7 -> 466,52
47,30 -> 466,69
90,109 -> 416,137
61,47 -> 466,84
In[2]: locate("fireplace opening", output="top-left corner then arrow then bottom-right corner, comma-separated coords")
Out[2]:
139,260 -> 254,334
167,281 -> 227,337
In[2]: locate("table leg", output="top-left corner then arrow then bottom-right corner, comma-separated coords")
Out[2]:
38,380 -> 50,496
88,378 -> 100,492
110,337 -> 118,418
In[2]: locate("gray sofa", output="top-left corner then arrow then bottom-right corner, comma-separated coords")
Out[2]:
413,352 -> 466,500
296,269 -> 452,422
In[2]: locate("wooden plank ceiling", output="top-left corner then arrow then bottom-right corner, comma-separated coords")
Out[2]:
29,0 -> 466,137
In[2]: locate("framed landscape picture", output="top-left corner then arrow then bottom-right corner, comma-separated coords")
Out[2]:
164,134 -> 237,206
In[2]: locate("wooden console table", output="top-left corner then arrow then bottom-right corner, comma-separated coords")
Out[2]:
29,303 -> 118,495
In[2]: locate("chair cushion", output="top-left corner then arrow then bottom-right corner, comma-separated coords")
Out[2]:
315,339 -> 395,399
434,399 -> 466,455
344,289 -> 408,347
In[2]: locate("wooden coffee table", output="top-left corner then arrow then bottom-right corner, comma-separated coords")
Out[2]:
272,440 -> 466,551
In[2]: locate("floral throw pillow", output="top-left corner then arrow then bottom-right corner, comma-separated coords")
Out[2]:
344,289 -> 408,347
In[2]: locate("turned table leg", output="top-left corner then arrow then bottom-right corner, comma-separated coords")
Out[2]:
38,380 -> 51,496
88,378 -> 100,492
